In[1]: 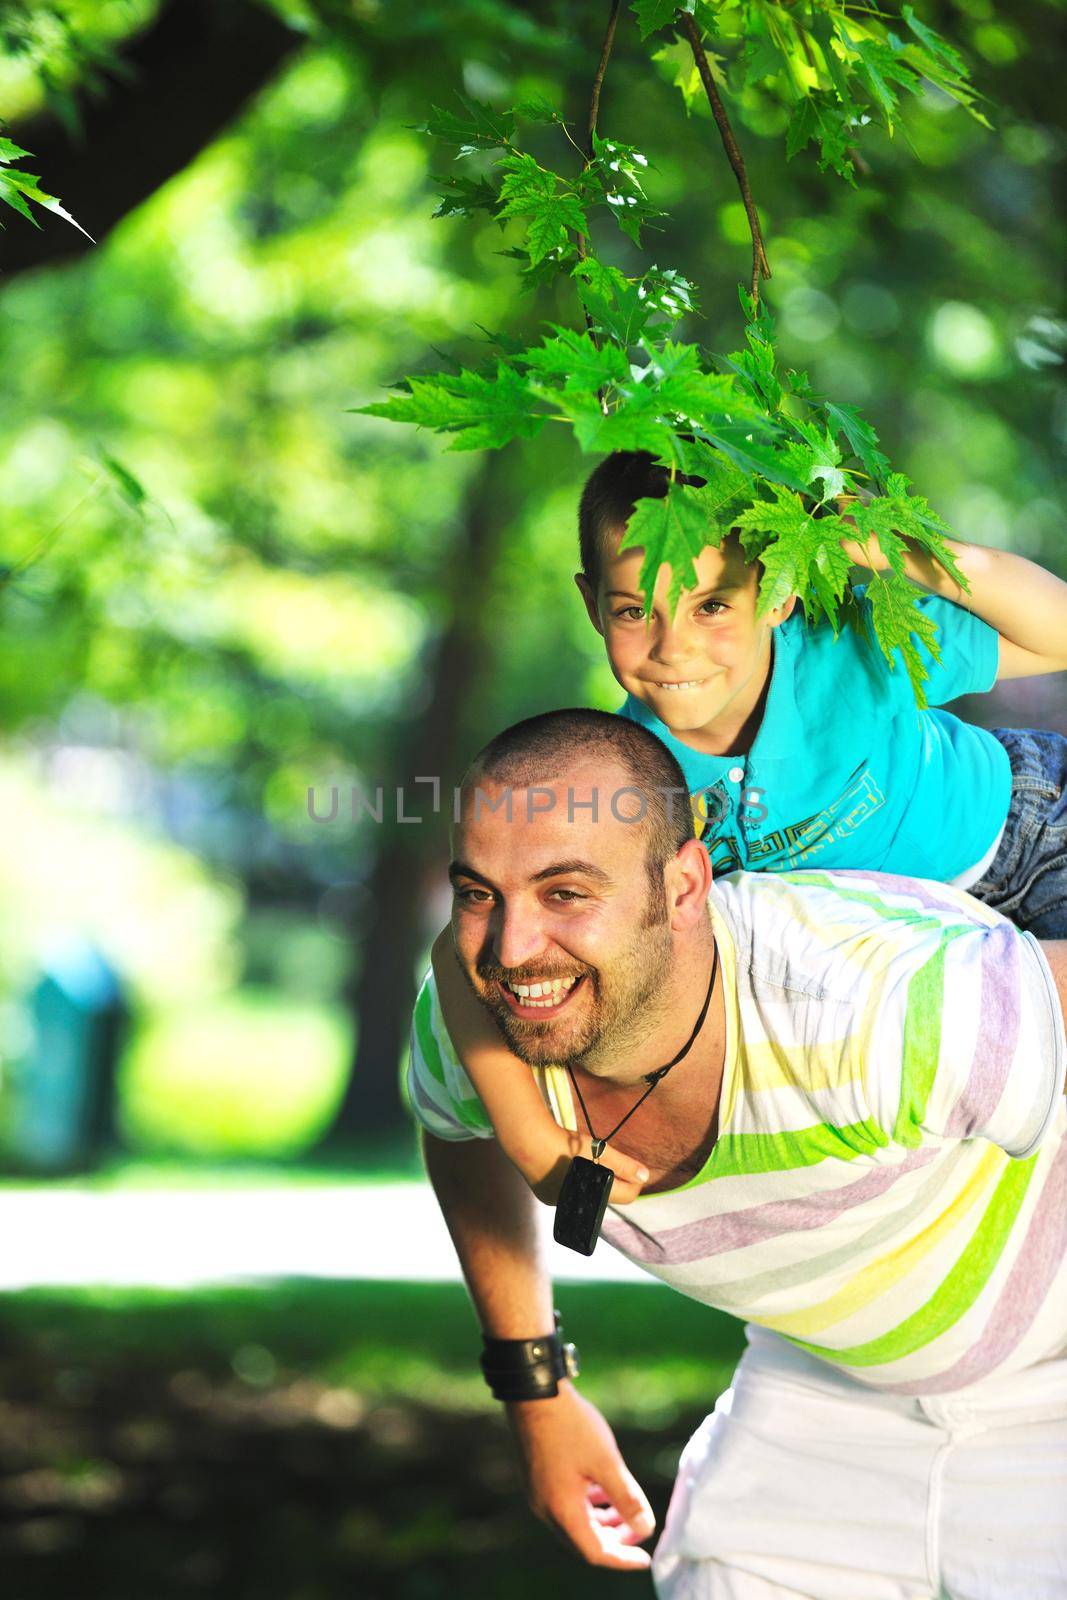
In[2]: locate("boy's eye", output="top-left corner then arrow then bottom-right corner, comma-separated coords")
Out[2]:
612,605 -> 646,621
698,600 -> 727,617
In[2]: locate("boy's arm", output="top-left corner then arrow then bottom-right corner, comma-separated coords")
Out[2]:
430,928 -> 648,1203
421,1129 -> 655,1568
841,528 -> 1067,680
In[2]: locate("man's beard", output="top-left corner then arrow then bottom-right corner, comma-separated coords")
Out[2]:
469,896 -> 675,1072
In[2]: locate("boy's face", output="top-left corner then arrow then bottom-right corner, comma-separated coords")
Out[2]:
575,530 -> 795,742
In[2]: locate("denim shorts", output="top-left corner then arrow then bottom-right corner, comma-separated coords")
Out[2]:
968,726 -> 1067,938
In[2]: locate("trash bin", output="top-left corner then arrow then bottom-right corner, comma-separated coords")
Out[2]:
8,938 -> 128,1173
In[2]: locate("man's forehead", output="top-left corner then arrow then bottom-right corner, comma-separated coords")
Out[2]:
452,757 -> 648,869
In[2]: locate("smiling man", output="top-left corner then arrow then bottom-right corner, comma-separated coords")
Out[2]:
409,708 -> 1067,1600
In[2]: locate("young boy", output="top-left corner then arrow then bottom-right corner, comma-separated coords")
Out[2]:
429,449 -> 1067,1203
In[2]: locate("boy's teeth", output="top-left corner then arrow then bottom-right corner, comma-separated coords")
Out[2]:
661,679 -> 703,691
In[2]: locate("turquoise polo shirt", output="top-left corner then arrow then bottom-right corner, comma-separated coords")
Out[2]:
618,590 -> 1011,881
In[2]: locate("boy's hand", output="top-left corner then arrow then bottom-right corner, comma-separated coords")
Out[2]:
519,1129 -> 649,1207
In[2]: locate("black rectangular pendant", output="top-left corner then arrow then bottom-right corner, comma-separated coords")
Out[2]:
553,1157 -> 614,1256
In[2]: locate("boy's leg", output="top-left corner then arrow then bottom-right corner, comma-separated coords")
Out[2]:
651,1327 -> 940,1600
969,728 -> 1067,937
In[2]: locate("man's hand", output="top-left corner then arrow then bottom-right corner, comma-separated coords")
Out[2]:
508,1383 -> 655,1570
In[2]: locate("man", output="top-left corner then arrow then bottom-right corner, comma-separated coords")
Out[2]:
409,708 -> 1067,1599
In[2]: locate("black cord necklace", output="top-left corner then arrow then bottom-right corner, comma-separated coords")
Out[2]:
553,941 -> 720,1257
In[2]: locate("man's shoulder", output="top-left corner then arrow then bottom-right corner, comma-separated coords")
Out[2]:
710,867 -> 1003,999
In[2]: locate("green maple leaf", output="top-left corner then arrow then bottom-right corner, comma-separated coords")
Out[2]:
585,133 -> 663,247
735,487 -> 852,626
864,475 -> 970,591
824,402 -> 890,485
785,422 -> 846,502
632,0 -> 684,42
497,153 -> 587,265
617,480 -> 720,611
864,573 -> 941,707
417,96 -> 515,152
634,340 -> 745,423
573,260 -> 654,348
0,140 -> 91,237
355,363 -> 544,451
900,6 -> 968,76
640,265 -> 699,322
786,95 -> 856,182
512,93 -> 560,124
432,174 -> 499,220
848,37 -> 918,128
652,39 -> 705,112
740,32 -> 785,88
554,387 -> 677,457
521,327 -> 630,391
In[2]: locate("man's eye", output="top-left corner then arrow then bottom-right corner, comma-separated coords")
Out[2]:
455,887 -> 492,904
548,889 -> 583,903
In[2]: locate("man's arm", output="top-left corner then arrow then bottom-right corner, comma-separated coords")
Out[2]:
1037,940 -> 1067,1092
422,1130 -> 655,1568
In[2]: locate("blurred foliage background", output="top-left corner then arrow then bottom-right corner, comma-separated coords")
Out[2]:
0,1 -> 1062,1592
0,0 -> 1063,1162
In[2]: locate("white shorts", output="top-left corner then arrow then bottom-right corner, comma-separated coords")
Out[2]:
652,1325 -> 1067,1600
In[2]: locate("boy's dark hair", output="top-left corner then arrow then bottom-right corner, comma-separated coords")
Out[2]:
464,708 -> 695,904
578,450 -> 703,591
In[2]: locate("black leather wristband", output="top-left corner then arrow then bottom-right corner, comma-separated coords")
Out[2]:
479,1311 -> 580,1401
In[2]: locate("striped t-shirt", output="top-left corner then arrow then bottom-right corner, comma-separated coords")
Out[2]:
408,868 -> 1067,1395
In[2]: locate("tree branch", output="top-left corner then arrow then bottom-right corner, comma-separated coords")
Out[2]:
678,11 -> 771,302
0,0 -> 301,282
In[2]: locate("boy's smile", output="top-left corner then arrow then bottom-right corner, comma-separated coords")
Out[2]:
576,532 -> 795,758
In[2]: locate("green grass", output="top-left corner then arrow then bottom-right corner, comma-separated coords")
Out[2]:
0,1278 -> 746,1422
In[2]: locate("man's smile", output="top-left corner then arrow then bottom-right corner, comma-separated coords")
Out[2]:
497,973 -> 588,1018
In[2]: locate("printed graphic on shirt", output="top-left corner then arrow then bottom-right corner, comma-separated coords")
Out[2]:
701,767 -> 887,874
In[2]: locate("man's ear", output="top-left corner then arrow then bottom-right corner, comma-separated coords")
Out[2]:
667,837 -> 713,930
574,573 -> 604,637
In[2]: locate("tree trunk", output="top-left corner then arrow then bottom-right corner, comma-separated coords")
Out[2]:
1,0 -> 300,280
321,452 -> 511,1143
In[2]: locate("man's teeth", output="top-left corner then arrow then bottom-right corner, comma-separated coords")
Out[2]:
505,975 -> 579,1007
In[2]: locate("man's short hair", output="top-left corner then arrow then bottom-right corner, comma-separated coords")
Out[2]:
465,708 -> 695,896
578,450 -> 703,592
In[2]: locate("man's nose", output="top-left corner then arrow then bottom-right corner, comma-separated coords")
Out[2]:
491,904 -> 547,972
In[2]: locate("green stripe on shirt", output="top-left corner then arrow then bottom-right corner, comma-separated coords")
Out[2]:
708,1117 -> 890,1182
785,1150 -> 1038,1367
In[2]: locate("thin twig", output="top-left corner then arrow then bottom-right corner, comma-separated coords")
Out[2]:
587,0 -> 622,156
575,0 -> 622,414
575,0 -> 622,266
679,11 -> 771,302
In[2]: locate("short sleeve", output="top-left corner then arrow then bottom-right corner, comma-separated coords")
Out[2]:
406,968 -> 495,1142
865,919 -> 1066,1160
901,593 -> 999,706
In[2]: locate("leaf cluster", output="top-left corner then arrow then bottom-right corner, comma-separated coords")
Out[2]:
357,5 -> 984,706
0,133 -> 89,236
645,0 -> 989,183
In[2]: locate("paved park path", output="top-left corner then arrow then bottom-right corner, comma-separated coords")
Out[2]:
0,1180 -> 644,1290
